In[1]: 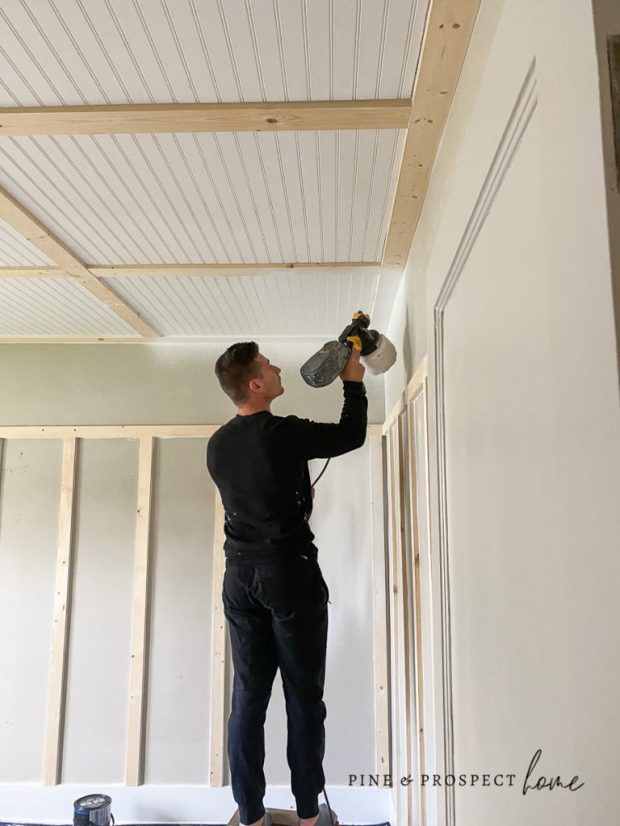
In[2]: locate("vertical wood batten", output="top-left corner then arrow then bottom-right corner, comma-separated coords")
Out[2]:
126,436 -> 154,786
397,410 -> 415,825
407,387 -> 427,826
43,437 -> 77,785
209,493 -> 228,786
386,423 -> 402,825
370,428 -> 390,776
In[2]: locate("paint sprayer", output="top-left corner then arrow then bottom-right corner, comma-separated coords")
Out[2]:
300,311 -> 397,490
300,311 -> 397,387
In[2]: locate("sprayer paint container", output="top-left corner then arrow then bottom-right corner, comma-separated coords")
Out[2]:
73,794 -> 114,826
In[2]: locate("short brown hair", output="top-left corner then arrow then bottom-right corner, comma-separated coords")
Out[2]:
214,341 -> 261,404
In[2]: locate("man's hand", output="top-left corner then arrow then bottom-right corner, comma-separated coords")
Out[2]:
340,346 -> 365,382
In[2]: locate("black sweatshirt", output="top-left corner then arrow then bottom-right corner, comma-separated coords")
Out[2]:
206,380 -> 368,562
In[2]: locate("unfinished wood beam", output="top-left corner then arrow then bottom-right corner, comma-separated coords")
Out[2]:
0,268 -> 64,277
382,0 -> 481,267
0,262 -> 381,279
0,186 -> 157,337
0,100 -> 410,137
92,262 -> 381,278
43,437 -> 77,785
126,436 -> 155,786
209,493 -> 229,786
0,425 -> 219,439
0,424 -> 381,440
0,336 -> 143,343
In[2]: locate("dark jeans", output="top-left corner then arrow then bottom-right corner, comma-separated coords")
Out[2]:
222,553 -> 330,823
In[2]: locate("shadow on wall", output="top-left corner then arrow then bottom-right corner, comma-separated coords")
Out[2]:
401,304 -> 414,382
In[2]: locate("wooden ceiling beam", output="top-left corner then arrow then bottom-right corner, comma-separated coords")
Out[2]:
0,262 -> 381,278
0,186 -> 157,337
0,100 -> 410,136
382,0 -> 482,268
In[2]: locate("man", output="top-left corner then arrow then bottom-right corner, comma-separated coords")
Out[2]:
206,342 -> 367,826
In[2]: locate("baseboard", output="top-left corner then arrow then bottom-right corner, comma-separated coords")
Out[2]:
0,785 -> 392,825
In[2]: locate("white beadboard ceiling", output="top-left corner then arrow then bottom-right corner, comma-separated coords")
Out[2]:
0,276 -> 138,335
0,0 -> 428,106
0,0 -> 431,340
0,130 -> 404,265
106,267 -> 380,337
0,216 -> 54,265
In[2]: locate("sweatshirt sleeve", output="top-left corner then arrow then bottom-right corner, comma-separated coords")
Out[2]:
282,380 -> 368,460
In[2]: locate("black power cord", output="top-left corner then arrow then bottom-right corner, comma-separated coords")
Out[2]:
311,458 -> 331,487
322,785 -> 336,825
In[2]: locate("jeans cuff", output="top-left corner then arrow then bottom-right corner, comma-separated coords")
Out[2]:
296,796 -> 320,819
238,803 -> 265,824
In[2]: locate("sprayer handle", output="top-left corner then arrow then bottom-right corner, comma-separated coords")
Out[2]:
339,347 -> 365,382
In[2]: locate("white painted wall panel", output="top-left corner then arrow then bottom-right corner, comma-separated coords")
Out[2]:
444,114 -> 550,825
62,439 -> 139,783
0,276 -> 138,336
0,439 -> 63,782
144,438 -> 215,784
0,0 -> 430,107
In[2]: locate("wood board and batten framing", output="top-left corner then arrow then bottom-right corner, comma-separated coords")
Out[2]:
383,356 -> 434,826
0,425 -> 229,787
0,423 -> 386,792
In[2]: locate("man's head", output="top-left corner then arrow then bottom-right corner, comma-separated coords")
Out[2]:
214,342 -> 283,409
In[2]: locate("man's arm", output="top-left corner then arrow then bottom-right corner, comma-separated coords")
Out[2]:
282,349 -> 368,460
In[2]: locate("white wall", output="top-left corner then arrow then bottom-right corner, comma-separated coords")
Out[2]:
385,1 -> 620,825
0,340 -> 385,426
0,340 -> 387,822
593,0 -> 620,374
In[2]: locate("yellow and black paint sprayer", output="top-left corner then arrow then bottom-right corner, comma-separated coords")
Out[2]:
300,311 -> 397,388
300,311 -> 397,490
